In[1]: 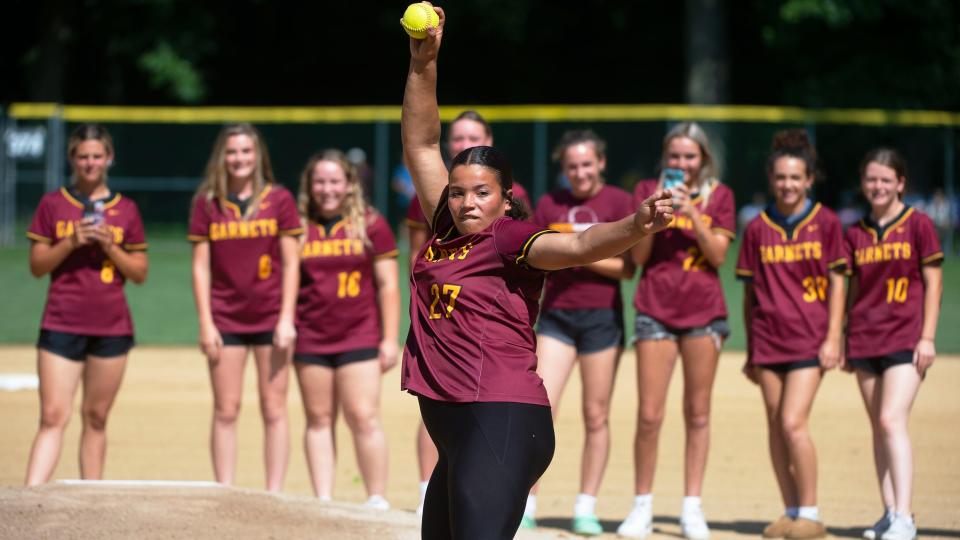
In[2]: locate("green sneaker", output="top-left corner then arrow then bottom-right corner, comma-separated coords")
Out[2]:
519,515 -> 537,529
572,515 -> 604,536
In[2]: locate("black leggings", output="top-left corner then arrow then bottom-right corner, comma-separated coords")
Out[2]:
418,397 -> 555,540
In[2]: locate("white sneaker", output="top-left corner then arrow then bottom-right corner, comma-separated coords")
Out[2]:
680,506 -> 710,540
364,495 -> 390,511
416,502 -> 424,517
617,503 -> 653,538
862,511 -> 893,540
880,515 -> 916,540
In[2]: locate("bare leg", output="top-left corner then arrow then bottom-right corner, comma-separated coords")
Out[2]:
207,345 -> 248,486
678,335 -> 720,497
529,334 -> 577,495
338,359 -> 389,498
24,350 -> 84,485
253,344 -> 290,492
756,368 -> 798,509
856,370 -> 896,511
416,422 -> 438,482
78,354 -> 128,479
779,368 -> 823,507
295,362 -> 337,499
878,364 -> 922,515
577,345 -> 620,496
632,338 -> 679,494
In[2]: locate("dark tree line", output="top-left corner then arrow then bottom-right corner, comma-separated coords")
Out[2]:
2,0 -> 958,109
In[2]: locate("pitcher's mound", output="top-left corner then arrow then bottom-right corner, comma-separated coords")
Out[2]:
0,483 -> 571,539
2,483 -> 421,539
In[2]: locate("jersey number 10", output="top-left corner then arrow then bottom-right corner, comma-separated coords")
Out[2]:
886,277 -> 908,304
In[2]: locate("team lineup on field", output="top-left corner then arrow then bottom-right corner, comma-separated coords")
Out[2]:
8,5 -> 956,540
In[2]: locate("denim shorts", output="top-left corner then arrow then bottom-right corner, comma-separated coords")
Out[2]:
633,314 -> 730,349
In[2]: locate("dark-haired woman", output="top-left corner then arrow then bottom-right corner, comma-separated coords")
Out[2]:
189,124 -> 303,491
401,6 -> 675,539
735,130 -> 845,540
523,129 -> 635,535
25,124 -> 148,485
404,109 -> 531,515
845,149 -> 942,540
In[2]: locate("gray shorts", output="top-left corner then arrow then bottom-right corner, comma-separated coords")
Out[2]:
633,314 -> 730,350
536,308 -> 624,354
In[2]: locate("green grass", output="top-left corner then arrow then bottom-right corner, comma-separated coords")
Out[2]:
2,234 -> 958,353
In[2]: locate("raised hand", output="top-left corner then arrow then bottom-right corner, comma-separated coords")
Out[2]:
635,189 -> 675,235
408,4 -> 445,65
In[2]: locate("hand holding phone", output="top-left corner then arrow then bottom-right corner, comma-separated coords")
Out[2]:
662,168 -> 685,191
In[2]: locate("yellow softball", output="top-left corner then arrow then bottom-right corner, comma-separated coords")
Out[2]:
401,2 -> 439,40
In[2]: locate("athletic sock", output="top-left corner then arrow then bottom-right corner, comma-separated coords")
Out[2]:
682,496 -> 702,516
574,493 -> 597,517
786,507 -> 800,519
419,481 -> 429,499
524,495 -> 537,518
633,493 -> 653,510
797,506 -> 820,521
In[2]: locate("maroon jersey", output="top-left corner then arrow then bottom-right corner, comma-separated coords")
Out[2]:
633,179 -> 736,327
402,192 -> 556,406
845,207 -> 943,358
27,188 -> 147,336
188,185 -> 303,334
405,182 -> 532,230
735,203 -> 846,365
296,212 -> 398,354
533,185 -> 635,310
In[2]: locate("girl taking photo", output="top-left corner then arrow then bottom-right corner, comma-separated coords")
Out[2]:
25,124 -> 148,485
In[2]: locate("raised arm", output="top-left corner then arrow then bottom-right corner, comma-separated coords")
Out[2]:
401,4 -> 448,223
527,190 -> 674,270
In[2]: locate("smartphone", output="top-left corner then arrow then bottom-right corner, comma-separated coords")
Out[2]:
662,168 -> 685,191
83,200 -> 105,225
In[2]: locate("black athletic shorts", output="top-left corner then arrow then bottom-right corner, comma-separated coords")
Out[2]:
221,331 -> 274,346
293,348 -> 379,368
848,350 -> 914,375
536,308 -> 624,354
758,358 -> 820,373
37,329 -> 134,361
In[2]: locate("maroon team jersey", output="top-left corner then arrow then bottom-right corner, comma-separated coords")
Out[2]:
188,185 -> 303,334
845,207 -> 943,358
533,185 -> 635,311
405,182 -> 532,231
402,192 -> 556,406
633,179 -> 736,327
735,203 -> 846,365
27,187 -> 147,336
296,212 -> 399,354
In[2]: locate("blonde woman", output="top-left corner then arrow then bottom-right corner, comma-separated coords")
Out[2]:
25,124 -> 148,485
293,149 -> 400,508
619,123 -> 736,540
188,123 -> 302,491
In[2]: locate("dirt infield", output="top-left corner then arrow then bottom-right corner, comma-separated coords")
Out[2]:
1,346 -> 958,539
